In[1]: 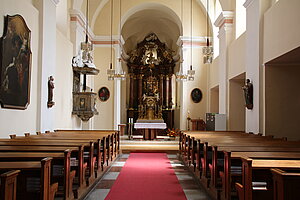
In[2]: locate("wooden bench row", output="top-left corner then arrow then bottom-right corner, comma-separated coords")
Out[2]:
179,131 -> 300,200
0,129 -> 120,200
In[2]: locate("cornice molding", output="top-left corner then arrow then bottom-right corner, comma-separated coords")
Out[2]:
244,0 -> 255,9
214,11 -> 234,28
176,36 -> 213,48
70,9 -> 95,39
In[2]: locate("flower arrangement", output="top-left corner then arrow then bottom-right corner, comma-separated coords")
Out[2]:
166,128 -> 180,137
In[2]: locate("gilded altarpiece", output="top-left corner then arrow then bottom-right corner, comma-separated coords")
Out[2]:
127,33 -> 175,134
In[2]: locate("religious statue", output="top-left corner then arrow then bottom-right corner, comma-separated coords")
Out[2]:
242,79 -> 253,109
47,76 -> 55,108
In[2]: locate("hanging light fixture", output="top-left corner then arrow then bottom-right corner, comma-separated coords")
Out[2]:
187,0 -> 195,81
81,0 -> 96,68
175,0 -> 187,81
107,0 -> 115,80
107,0 -> 125,80
117,0 -> 126,80
71,0 -> 96,69
176,0 -> 188,81
202,0 -> 214,64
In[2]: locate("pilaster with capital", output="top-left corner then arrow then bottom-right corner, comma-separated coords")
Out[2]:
214,11 -> 234,116
243,0 -> 269,133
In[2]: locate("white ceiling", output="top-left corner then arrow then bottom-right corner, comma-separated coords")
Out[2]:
121,5 -> 181,54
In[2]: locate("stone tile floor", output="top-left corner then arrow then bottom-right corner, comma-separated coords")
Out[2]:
85,154 -> 211,200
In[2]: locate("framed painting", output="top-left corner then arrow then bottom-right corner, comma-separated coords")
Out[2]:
98,87 -> 110,102
0,15 -> 32,109
191,88 -> 202,103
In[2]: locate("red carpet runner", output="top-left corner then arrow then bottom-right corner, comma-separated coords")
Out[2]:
105,153 -> 187,200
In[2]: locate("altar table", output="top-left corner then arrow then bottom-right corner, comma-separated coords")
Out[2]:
134,123 -> 167,140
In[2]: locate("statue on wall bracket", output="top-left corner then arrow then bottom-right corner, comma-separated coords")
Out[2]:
47,76 -> 55,108
242,79 -> 253,110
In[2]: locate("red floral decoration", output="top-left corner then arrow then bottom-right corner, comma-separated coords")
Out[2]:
166,128 -> 180,137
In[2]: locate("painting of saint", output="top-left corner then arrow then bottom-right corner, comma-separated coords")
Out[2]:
98,87 -> 110,102
0,15 -> 31,109
191,88 -> 202,103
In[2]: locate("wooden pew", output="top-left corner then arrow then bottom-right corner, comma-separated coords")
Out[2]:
1,130 -> 119,199
10,130 -> 119,186
271,168 -> 300,200
0,151 -> 75,200
52,130 -> 120,166
236,157 -> 300,200
187,134 -> 285,180
0,170 -> 20,200
0,139 -> 95,187
0,157 -> 58,200
206,142 -> 300,200
0,145 -> 86,199
190,135 -> 300,180
24,131 -> 117,170
12,133 -> 107,172
53,130 -> 120,158
181,131 -> 300,200
221,150 -> 300,200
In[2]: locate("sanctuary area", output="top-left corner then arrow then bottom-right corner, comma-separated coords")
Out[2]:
0,0 -> 300,199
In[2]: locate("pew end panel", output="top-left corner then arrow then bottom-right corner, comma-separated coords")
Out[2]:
271,168 -> 300,200
0,170 -> 20,200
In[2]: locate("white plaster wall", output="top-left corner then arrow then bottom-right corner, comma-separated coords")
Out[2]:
0,0 -> 39,137
120,64 -> 127,124
210,86 -> 219,113
209,56 -> 219,89
229,78 -> 245,131
245,0 -> 271,134
265,64 -> 300,141
37,0 -> 57,132
228,33 -> 246,79
55,30 -> 81,129
181,48 -> 208,129
245,1 -> 259,133
56,0 -> 69,37
264,0 -> 300,63
93,47 -> 115,130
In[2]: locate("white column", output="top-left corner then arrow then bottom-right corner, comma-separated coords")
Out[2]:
214,12 -> 234,118
244,0 -> 270,133
114,44 -> 121,130
178,46 -> 190,130
69,9 -> 87,55
36,0 -> 59,132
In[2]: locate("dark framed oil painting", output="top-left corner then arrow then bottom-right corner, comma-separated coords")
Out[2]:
98,87 -> 110,102
0,15 -> 32,109
191,88 -> 202,103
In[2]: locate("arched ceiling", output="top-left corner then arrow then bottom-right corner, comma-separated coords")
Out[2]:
121,4 -> 181,54
72,0 -> 225,25
72,0 -> 225,54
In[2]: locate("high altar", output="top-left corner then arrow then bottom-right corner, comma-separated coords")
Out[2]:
126,33 -> 175,139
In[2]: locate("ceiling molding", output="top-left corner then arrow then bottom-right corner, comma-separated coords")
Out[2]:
243,0 -> 255,9
51,0 -> 60,6
214,11 -> 234,28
